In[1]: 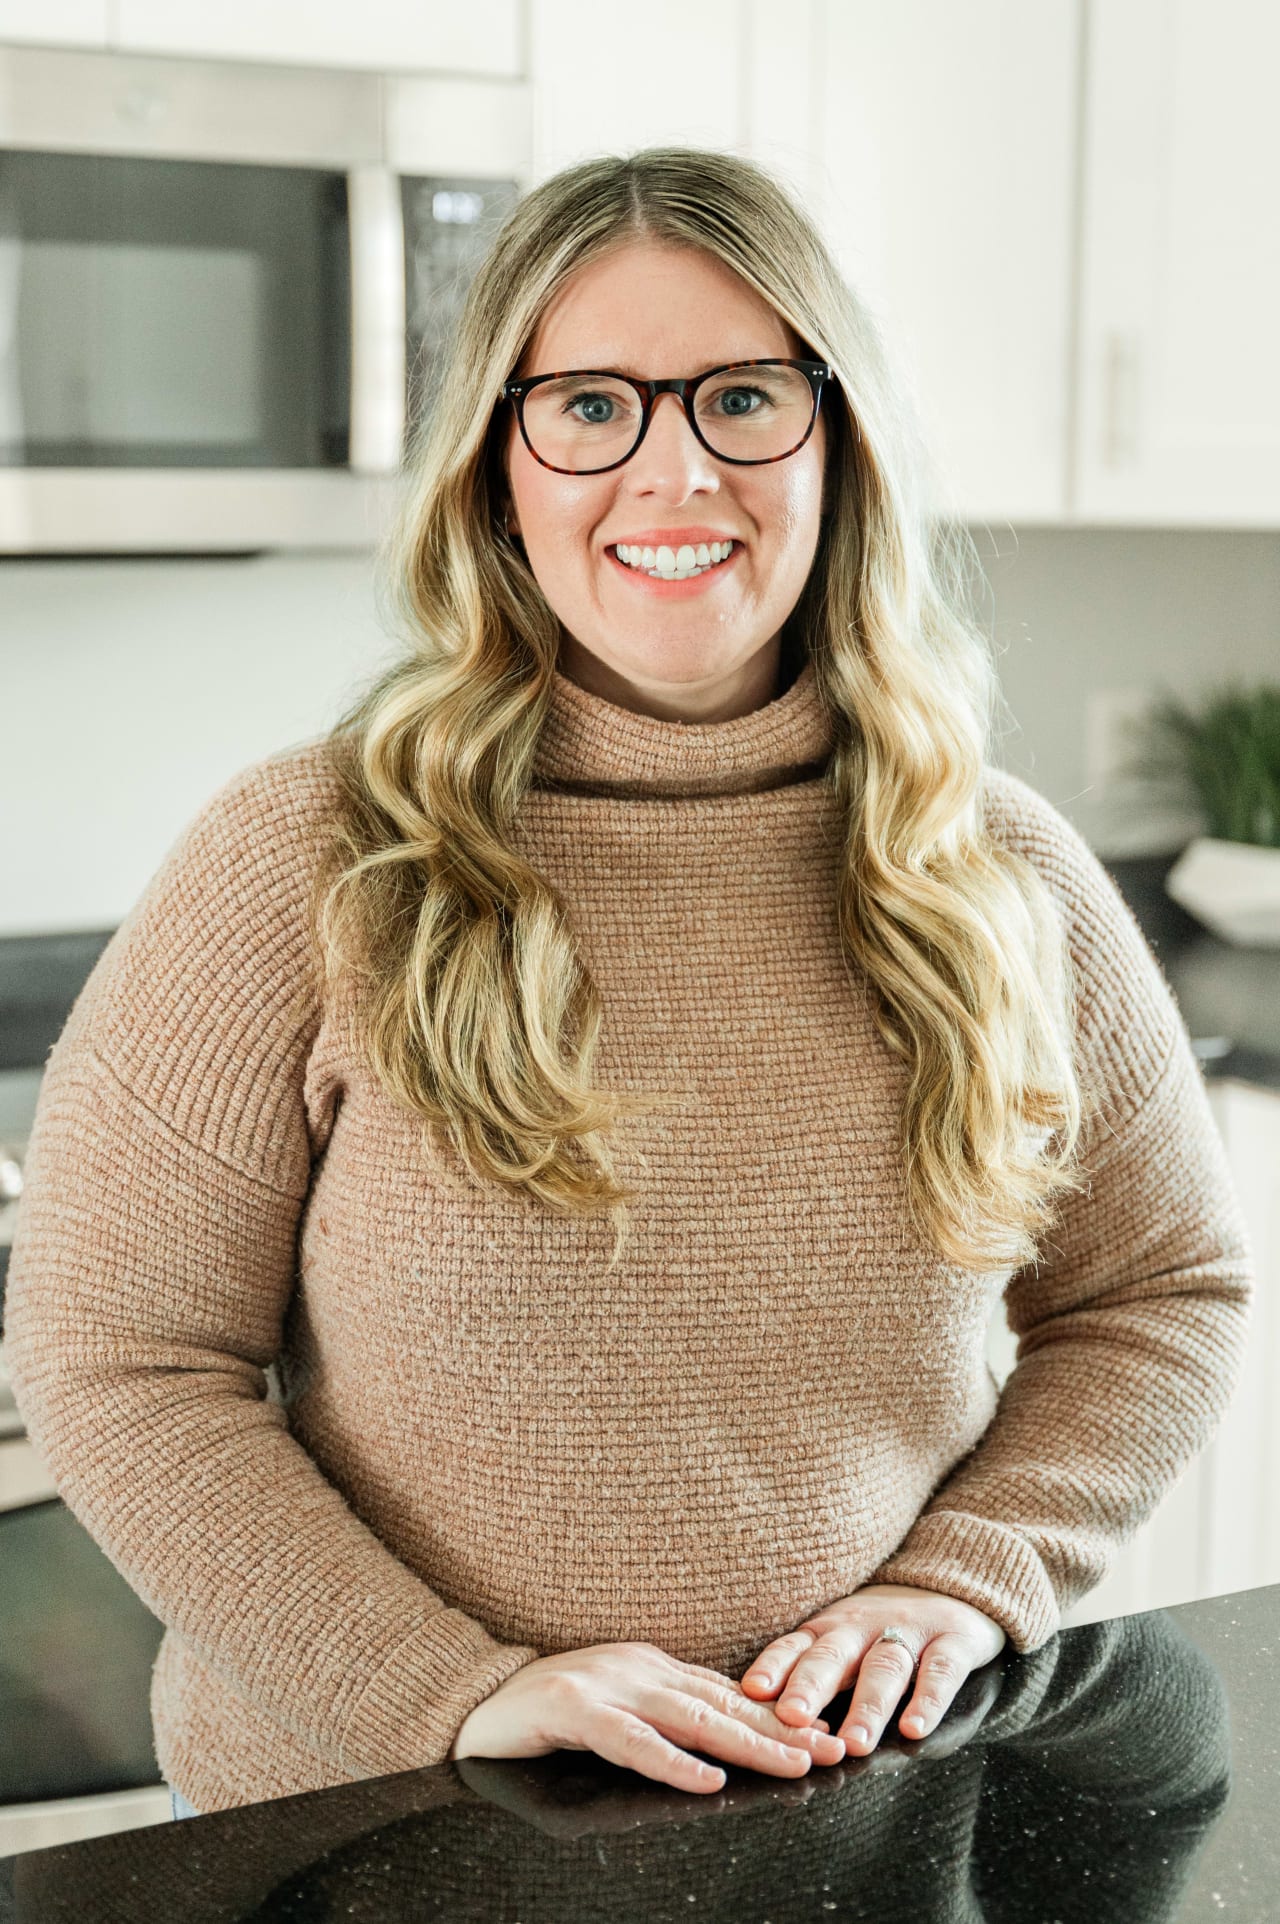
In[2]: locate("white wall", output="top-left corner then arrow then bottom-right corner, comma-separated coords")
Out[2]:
0,552 -> 398,934
977,526 -> 1280,855
1,528 -> 1279,935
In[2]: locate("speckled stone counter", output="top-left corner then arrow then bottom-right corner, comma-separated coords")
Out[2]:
1,1580 -> 1275,1921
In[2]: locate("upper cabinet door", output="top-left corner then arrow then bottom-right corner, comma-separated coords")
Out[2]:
529,0 -> 741,183
1076,0 -> 1280,525
0,1 -> 108,46
814,0 -> 1078,525
113,1 -> 521,77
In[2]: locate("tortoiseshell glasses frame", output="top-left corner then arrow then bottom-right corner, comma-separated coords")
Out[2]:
499,358 -> 836,475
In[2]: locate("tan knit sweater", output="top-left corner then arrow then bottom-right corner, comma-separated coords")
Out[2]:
4,656 -> 1253,1815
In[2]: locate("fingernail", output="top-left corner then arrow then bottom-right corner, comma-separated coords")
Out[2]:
814,1733 -> 845,1758
847,1724 -> 870,1747
783,1694 -> 811,1714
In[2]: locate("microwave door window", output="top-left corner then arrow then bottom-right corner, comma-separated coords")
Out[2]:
0,152 -> 349,468
401,176 -> 518,427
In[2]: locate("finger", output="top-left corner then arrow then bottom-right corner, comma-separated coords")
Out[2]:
907,1656 -> 1004,1759
772,1633 -> 858,1726
681,1661 -> 745,1688
740,1630 -> 818,1698
693,1660 -> 828,1729
648,1687 -> 834,1780
838,1633 -> 921,1753
585,1705 -> 730,1794
896,1634 -> 975,1740
684,1678 -> 845,1762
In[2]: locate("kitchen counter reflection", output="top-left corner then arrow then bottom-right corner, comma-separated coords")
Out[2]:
1,1581 -> 1275,1921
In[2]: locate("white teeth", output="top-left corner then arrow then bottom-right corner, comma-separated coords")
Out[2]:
612,539 -> 735,579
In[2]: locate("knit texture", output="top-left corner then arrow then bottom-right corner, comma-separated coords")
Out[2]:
3,654 -> 1254,1815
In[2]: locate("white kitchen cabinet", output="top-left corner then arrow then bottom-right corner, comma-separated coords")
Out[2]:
529,0 -> 1076,527
1075,0 -> 1280,526
1057,1075 -> 1280,1629
113,0 -> 521,78
740,0 -> 822,207
0,1 -> 107,47
813,0 -> 1078,526
385,75 -> 532,183
529,0 -> 741,184
1191,1077 -> 1280,1596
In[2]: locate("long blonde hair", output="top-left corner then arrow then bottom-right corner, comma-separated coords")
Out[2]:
315,145 -> 1093,1273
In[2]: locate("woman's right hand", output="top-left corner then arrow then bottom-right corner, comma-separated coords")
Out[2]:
448,1641 -> 848,1792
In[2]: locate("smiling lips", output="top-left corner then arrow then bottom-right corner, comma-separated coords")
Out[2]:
611,538 -> 737,582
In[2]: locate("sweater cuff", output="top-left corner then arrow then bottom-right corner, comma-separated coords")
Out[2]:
338,1608 -> 540,1777
868,1509 -> 1062,1654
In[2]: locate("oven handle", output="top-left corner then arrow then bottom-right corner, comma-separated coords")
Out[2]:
346,166 -> 407,474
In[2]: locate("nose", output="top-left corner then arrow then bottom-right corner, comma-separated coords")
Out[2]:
624,390 -> 720,498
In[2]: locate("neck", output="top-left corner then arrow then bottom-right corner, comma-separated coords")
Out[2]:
555,629 -> 798,723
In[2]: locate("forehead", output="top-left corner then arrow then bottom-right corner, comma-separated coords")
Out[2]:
520,238 -> 801,374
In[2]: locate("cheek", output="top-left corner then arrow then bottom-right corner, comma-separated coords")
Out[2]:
788,440 -> 828,526
507,446 -> 551,542
765,464 -> 826,570
508,452 -> 601,562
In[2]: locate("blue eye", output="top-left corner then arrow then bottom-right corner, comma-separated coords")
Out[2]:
564,392 -> 617,424
717,387 -> 766,415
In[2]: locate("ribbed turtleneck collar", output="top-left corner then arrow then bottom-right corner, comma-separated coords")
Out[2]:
530,654 -> 834,799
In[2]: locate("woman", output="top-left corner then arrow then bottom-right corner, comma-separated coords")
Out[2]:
4,148 -> 1253,1819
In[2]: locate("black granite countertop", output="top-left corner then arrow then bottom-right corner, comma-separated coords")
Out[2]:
0,1579 -> 1275,1920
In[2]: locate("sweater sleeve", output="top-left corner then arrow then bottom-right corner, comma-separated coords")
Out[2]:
2,748 -> 538,1780
868,771 -> 1256,1652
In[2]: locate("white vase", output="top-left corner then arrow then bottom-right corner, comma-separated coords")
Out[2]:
1164,836 -> 1280,947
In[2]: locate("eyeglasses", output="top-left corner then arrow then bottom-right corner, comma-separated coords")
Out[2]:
500,358 -> 835,475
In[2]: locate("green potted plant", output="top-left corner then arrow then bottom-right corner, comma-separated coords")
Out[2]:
1115,681 -> 1280,947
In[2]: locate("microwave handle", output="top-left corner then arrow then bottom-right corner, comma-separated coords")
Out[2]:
347,166 -> 407,473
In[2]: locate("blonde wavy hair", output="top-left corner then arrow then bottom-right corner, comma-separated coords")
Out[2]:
315,144 -> 1094,1273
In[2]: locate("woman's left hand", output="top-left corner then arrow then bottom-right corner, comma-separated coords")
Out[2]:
740,1582 -> 1007,1754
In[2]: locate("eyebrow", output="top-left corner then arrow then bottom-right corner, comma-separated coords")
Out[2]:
534,355 -> 782,377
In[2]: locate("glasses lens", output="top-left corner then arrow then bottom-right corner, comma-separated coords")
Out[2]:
520,374 -> 644,473
694,363 -> 817,461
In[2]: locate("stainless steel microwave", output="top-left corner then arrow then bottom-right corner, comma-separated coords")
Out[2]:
0,44 -> 522,554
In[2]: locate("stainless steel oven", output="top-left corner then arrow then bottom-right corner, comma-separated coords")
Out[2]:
0,44 -> 520,553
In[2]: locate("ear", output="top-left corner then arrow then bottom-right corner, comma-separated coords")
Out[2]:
495,490 -> 520,538
491,430 -> 520,536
